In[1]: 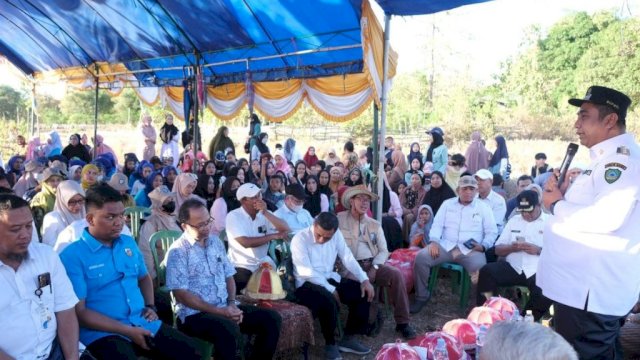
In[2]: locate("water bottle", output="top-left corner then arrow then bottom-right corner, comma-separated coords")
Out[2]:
475,324 -> 488,359
433,338 -> 449,360
512,308 -> 521,322
524,310 -> 534,323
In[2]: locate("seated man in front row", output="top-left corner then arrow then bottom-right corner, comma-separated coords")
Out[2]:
476,190 -> 552,320
226,183 -> 290,293
274,184 -> 313,234
292,212 -> 375,360
60,184 -> 200,360
411,175 -> 497,314
338,185 -> 417,339
166,199 -> 282,360
0,194 -> 80,360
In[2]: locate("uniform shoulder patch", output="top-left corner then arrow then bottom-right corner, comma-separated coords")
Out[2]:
604,168 -> 622,184
605,162 -> 627,170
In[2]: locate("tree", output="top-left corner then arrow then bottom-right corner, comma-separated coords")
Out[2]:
60,89 -> 114,124
0,85 -> 27,121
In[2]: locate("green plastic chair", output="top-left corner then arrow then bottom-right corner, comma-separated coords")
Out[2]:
428,262 -> 471,309
149,230 -> 214,360
267,238 -> 291,266
124,206 -> 151,241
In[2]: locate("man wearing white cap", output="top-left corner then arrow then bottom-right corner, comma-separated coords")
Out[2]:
411,175 -> 497,314
475,169 -> 507,235
226,183 -> 290,293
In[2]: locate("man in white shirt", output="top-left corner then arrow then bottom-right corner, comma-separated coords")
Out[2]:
291,212 -> 375,360
476,190 -> 552,320
226,183 -> 290,293
475,169 -> 507,234
274,184 -> 313,234
540,86 -> 640,359
0,194 -> 80,360
411,175 -> 497,314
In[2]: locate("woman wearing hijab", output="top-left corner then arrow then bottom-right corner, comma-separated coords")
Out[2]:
44,131 -> 63,157
380,174 -> 404,252
25,137 -> 44,161
273,150 -> 291,177
489,135 -> 510,179
248,113 -> 262,151
464,131 -> 490,174
130,161 -> 153,196
139,114 -> 157,161
409,204 -> 434,248
30,168 -> 64,239
344,167 -> 364,187
13,160 -> 40,197
404,157 -> 424,184
304,175 -> 328,217
172,172 -> 206,215
194,174 -> 218,211
134,171 -> 164,208
68,165 -> 82,183
303,146 -> 319,167
159,114 -> 180,167
399,172 -> 427,243
5,155 -> 25,187
421,170 -> 456,215
407,142 -> 423,166
80,134 -> 92,155
42,180 -> 85,246
62,133 -> 92,163
210,176 -> 241,237
162,165 -> 178,189
80,164 -> 99,191
323,148 -> 339,167
317,169 -> 334,211
138,185 -> 181,282
389,149 -> 408,192
251,132 -> 270,162
283,138 -> 301,163
93,134 -> 118,165
425,127 -> 448,175
123,153 -> 140,179
208,126 -> 235,160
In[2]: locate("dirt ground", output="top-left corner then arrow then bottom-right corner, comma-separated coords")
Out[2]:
278,273 -> 466,360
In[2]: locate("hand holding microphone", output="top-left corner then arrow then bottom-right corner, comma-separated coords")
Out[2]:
543,143 -> 579,211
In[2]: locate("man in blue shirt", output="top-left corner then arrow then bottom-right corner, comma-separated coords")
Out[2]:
60,183 -> 200,360
166,198 -> 282,360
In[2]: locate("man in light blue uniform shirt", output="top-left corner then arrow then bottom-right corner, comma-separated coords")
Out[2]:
274,184 -> 314,234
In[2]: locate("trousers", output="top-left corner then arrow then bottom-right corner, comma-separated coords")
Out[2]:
374,264 -> 410,325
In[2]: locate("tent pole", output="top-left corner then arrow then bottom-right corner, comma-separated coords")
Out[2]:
93,64 -> 99,159
193,53 -> 201,170
30,82 -> 36,137
372,103 -> 379,219
376,14 -> 391,222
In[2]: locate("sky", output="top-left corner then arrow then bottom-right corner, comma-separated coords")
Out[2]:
1,0 -> 638,93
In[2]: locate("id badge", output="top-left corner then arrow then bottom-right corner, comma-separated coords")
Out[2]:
37,300 -> 52,329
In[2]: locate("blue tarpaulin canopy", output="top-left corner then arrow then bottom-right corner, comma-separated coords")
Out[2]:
375,0 -> 490,16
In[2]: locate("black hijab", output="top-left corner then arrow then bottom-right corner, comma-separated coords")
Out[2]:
421,170 -> 456,215
304,175 -> 322,217
221,176 -> 241,212
160,121 -> 179,144
426,132 -> 444,162
255,132 -> 270,155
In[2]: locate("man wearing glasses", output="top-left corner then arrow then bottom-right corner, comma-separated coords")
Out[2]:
475,190 -> 552,320
226,183 -> 290,293
60,184 -> 200,359
166,199 -> 282,360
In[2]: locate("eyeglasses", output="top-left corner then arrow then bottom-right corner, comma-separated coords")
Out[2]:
353,195 -> 371,203
186,217 -> 214,230
67,198 -> 85,207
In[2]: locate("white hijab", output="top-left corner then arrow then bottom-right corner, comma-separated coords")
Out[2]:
53,180 -> 86,227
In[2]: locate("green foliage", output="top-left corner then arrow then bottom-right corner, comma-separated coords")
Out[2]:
60,90 -> 115,124
0,85 -> 27,121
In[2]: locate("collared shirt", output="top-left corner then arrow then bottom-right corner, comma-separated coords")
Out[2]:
337,212 -> 388,265
495,212 -> 548,278
0,243 -> 78,360
59,229 -> 160,345
537,133 -> 640,316
226,207 -> 277,272
429,197 -> 497,254
165,233 -> 235,322
477,190 -> 507,234
53,219 -> 132,254
274,205 -> 313,234
291,226 -> 368,294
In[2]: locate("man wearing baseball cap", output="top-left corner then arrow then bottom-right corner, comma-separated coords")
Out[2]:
476,190 -> 552,320
539,85 -> 640,358
411,175 -> 497,314
475,169 -> 507,235
225,183 -> 290,293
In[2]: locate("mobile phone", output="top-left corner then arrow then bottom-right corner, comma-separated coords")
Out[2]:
463,239 -> 477,249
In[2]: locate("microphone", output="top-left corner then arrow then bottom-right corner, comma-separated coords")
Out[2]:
557,143 -> 579,186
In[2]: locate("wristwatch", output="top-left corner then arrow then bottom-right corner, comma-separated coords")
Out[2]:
227,299 -> 241,306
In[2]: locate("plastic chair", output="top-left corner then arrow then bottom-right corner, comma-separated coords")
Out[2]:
124,206 -> 151,241
267,238 -> 291,266
428,262 -> 471,309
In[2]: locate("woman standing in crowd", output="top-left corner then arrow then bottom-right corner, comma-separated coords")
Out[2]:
134,171 -> 164,208
304,175 -> 328,217
251,133 -> 270,162
42,180 -> 85,246
159,113 -> 180,167
489,135 -> 510,179
421,170 -> 456,215
139,114 -> 157,161
62,133 -> 92,163
303,146 -> 318,167
425,127 -> 448,175
210,176 -> 241,237
400,172 -> 427,243
389,149 -> 408,192
80,163 -> 99,191
208,126 -> 235,160
464,131 -> 490,174
248,113 -> 262,151
138,185 -> 181,282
